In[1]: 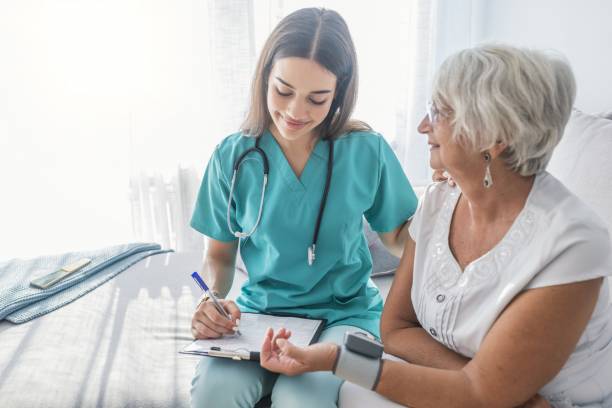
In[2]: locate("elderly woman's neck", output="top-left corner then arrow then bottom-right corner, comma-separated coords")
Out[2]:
453,168 -> 535,224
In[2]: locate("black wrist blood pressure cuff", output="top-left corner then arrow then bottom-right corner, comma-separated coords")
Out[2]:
332,331 -> 385,390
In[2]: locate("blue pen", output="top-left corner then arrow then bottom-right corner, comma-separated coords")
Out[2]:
191,271 -> 241,336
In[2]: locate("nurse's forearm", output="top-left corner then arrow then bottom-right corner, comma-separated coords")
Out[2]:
202,256 -> 236,298
378,220 -> 411,258
202,239 -> 239,298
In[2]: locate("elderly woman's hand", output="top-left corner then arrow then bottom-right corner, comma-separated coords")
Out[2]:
432,168 -> 456,186
260,327 -> 338,376
516,394 -> 551,408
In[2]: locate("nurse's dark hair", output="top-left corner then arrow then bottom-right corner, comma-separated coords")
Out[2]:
241,7 -> 370,139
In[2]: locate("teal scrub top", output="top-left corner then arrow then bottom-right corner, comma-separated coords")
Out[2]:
191,129 -> 418,337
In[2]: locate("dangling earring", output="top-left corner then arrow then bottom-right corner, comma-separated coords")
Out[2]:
483,151 -> 493,188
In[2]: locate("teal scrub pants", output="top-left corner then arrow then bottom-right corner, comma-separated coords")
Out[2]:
190,325 -> 358,408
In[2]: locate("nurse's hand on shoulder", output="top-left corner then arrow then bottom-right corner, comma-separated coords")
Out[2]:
260,328 -> 338,376
432,168 -> 455,186
191,298 -> 241,339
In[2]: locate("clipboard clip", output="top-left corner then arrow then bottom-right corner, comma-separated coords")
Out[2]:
208,346 -> 253,361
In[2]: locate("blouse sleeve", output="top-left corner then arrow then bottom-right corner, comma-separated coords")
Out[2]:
527,222 -> 612,289
408,182 -> 450,242
408,198 -> 424,242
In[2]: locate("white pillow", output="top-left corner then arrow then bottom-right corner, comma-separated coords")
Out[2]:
547,109 -> 612,237
594,111 -> 612,120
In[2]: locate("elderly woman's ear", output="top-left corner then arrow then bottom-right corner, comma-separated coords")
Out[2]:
485,141 -> 508,159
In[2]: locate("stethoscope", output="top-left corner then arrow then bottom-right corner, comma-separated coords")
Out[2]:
226,136 -> 334,266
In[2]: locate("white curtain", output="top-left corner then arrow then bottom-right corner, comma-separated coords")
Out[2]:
128,0 -> 256,253
251,0 -> 438,185
0,0 -> 481,260
128,0 -> 469,251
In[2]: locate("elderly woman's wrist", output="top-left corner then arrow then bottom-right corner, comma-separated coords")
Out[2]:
323,344 -> 340,371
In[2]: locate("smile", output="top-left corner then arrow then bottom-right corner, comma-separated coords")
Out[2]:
281,115 -> 310,130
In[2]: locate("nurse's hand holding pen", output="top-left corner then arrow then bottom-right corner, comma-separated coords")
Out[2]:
191,296 -> 241,339
190,271 -> 241,339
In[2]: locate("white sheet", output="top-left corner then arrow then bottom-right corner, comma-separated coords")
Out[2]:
0,251 -> 394,408
0,251 -> 206,408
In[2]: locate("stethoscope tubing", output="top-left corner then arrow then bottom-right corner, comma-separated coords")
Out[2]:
227,135 -> 333,266
227,141 -> 269,239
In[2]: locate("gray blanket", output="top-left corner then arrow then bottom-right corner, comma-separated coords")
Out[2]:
0,243 -> 170,323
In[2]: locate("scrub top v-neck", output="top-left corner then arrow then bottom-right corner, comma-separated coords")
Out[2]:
191,129 -> 418,337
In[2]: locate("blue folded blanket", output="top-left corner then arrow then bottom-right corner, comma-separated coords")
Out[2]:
0,243 -> 172,323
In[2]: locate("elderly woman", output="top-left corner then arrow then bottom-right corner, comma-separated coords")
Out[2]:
258,44 -> 612,407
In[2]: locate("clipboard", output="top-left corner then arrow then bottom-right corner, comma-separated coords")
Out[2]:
180,312 -> 326,361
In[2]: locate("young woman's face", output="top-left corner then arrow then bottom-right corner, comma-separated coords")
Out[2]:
267,57 -> 337,142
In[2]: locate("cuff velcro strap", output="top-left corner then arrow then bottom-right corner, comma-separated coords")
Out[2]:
333,345 -> 383,390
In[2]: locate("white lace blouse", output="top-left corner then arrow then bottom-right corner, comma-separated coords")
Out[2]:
409,172 -> 612,406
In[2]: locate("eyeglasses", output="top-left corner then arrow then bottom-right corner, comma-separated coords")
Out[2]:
426,101 -> 441,124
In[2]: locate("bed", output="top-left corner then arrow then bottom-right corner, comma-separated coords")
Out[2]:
0,248 -> 393,407
1,110 -> 610,408
0,251 -> 202,407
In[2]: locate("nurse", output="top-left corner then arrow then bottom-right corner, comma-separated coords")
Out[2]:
189,7 -> 418,408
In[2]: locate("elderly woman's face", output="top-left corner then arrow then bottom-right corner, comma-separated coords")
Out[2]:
418,105 -> 481,175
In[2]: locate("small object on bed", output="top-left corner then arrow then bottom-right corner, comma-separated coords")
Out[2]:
30,258 -> 92,289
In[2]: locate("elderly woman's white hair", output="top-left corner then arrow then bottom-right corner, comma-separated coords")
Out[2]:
432,44 -> 576,176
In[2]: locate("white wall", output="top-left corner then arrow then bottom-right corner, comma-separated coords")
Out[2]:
475,0 -> 612,113
0,1 -> 214,260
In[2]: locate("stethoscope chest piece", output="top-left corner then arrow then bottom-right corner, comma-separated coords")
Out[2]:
307,245 -> 316,266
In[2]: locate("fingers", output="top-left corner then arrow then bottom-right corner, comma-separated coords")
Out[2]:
265,327 -> 274,342
273,327 -> 291,340
531,395 -> 551,408
261,327 -> 274,360
224,300 -> 241,323
432,169 -> 456,187
204,302 -> 237,331
440,170 -> 456,187
275,338 -> 306,361
271,329 -> 283,353
519,394 -> 551,408
270,328 -> 292,351
263,327 -> 292,354
191,317 -> 223,339
191,303 -> 236,338
432,168 -> 447,182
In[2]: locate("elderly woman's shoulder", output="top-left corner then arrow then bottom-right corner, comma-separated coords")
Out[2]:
424,180 -> 456,198
537,173 -> 610,238
418,181 -> 457,212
